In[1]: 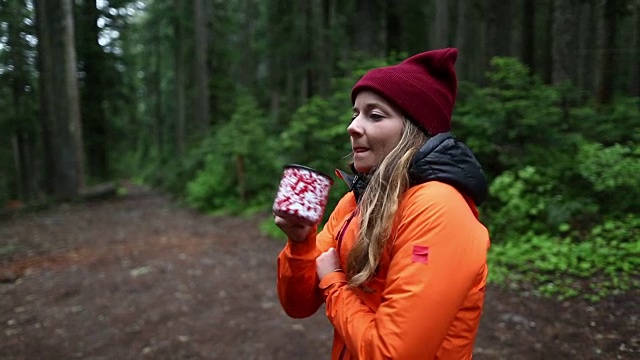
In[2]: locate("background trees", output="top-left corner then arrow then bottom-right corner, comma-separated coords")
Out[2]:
36,0 -> 85,199
0,0 -> 638,300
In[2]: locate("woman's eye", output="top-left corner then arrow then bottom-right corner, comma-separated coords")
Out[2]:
370,113 -> 384,121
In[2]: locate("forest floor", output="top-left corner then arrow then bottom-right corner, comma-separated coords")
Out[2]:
0,182 -> 637,360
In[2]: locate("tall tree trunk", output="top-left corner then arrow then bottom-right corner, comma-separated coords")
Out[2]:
578,0 -> 599,93
386,0 -> 401,54
193,0 -> 210,132
486,0 -> 512,63
236,154 -> 246,203
36,0 -> 85,199
173,0 -> 186,155
353,0 -> 382,56
400,0 -> 428,55
302,0 -> 313,100
36,0 -> 54,195
552,0 -> 576,84
308,0 -> 332,97
596,0 -> 621,104
317,0 -> 336,97
432,0 -> 450,48
267,0 -> 290,123
7,0 -> 39,201
154,26 -> 163,154
78,0 -> 108,181
540,0 -> 554,83
630,0 -> 640,97
455,0 -> 481,83
11,132 -> 38,202
522,0 -> 536,72
238,0 -> 258,91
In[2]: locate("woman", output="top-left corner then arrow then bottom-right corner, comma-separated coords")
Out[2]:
275,48 -> 490,360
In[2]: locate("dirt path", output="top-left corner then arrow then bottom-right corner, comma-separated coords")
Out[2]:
0,185 -> 637,359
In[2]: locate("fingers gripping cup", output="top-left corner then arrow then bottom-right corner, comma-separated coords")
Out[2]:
273,165 -> 334,225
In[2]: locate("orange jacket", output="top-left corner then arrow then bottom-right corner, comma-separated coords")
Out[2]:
277,181 -> 490,359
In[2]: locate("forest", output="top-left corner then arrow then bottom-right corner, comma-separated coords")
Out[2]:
0,0 -> 638,303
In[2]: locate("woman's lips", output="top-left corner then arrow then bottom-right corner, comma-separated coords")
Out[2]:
353,147 -> 369,153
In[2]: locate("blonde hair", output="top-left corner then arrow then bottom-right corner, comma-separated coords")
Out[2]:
347,119 -> 428,287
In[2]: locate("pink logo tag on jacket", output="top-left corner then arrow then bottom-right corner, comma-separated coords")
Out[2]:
412,246 -> 430,264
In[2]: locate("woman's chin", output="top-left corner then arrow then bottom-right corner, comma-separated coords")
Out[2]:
353,162 -> 372,174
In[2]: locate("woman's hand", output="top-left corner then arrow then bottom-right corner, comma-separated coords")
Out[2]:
316,247 -> 341,280
274,215 -> 313,243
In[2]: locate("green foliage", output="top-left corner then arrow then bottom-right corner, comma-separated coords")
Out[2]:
571,97 -> 640,145
185,93 -> 281,215
485,163 -> 601,241
116,186 -> 129,197
280,96 -> 350,172
259,217 -> 285,240
453,56 -> 640,300
259,216 -> 330,241
577,142 -> 640,205
455,57 -> 567,175
486,166 -> 554,239
488,214 -> 640,301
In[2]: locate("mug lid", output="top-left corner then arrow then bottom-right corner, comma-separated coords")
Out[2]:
284,164 -> 334,184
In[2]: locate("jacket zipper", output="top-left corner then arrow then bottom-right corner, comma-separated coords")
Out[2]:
336,178 -> 358,360
336,209 -> 357,256
334,211 -> 356,360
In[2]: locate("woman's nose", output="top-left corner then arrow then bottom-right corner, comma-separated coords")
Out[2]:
347,116 -> 363,137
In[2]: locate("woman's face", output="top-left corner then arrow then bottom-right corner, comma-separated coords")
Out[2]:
348,91 -> 404,174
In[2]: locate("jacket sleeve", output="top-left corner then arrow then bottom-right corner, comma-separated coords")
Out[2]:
276,194 -> 353,318
320,182 -> 489,359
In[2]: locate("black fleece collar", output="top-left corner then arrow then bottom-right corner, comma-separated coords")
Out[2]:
408,132 -> 488,205
337,132 -> 487,205
336,165 -> 368,203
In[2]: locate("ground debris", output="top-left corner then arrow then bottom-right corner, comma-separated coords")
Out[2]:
0,183 -> 637,360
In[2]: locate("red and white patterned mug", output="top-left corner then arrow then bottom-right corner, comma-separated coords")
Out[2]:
273,165 -> 334,225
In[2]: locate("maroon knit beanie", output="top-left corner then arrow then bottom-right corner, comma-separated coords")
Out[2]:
351,48 -> 458,135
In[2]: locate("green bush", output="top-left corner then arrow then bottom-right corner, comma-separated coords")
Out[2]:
576,142 -> 640,214
570,97 -> 640,145
488,214 -> 640,301
486,166 -> 552,239
453,56 -> 640,300
455,57 -> 566,176
185,93 -> 281,214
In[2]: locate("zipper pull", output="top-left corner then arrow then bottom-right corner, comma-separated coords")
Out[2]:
349,174 -> 359,191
